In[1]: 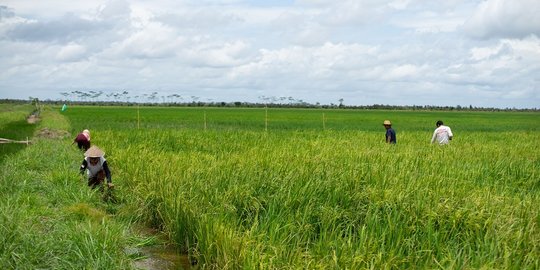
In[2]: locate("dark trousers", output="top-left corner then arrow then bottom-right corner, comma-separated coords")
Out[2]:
88,170 -> 105,189
77,141 -> 91,151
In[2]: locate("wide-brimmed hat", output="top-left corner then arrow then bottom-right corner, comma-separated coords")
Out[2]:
84,146 -> 105,157
383,120 -> 392,125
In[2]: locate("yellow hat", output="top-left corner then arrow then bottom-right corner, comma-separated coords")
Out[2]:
383,120 -> 391,125
84,146 -> 105,157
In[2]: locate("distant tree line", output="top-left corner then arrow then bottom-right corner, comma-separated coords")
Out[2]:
1,91 -> 538,112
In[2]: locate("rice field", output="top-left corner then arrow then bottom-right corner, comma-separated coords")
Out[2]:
64,106 -> 539,269
2,104 -> 539,269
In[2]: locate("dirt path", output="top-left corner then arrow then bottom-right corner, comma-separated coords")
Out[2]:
27,114 -> 39,124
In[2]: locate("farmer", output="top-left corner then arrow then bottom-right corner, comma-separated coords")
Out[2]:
73,129 -> 91,151
80,146 -> 114,190
431,120 -> 453,145
383,120 -> 396,144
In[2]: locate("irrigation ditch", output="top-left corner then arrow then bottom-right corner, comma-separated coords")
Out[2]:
1,108 -> 194,269
126,227 -> 193,270
0,110 -> 38,163
0,108 -> 41,147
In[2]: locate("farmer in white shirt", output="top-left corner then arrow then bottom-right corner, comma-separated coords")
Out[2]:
431,120 -> 453,145
80,146 -> 114,190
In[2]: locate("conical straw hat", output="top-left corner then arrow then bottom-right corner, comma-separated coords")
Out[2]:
84,146 -> 105,157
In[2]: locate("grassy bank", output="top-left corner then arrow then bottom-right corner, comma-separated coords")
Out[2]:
0,107 -> 137,269
0,104 -> 35,163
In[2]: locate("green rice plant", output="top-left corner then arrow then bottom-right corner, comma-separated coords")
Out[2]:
32,105 -> 540,268
0,107 -> 134,269
102,133 -> 538,268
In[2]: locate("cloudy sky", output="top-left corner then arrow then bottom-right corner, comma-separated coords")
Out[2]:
1,0 -> 539,108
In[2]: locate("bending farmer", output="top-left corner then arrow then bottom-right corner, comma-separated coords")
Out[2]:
73,129 -> 91,151
80,146 -> 113,189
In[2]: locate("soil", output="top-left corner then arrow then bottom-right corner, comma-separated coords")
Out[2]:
26,114 -> 40,124
36,128 -> 70,139
131,245 -> 192,270
128,227 -> 194,270
27,114 -> 40,124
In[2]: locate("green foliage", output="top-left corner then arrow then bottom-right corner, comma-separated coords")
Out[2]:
2,104 -> 539,269
63,105 -> 539,133
0,104 -> 35,163
0,108 -> 132,269
62,106 -> 539,269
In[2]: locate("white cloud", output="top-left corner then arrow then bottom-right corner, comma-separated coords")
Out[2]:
104,21 -> 183,59
396,11 -> 465,33
388,0 -> 411,10
186,41 -> 253,67
463,0 -> 540,39
384,64 -> 423,80
96,0 -> 131,20
56,42 -> 87,62
1,1 -> 101,18
0,0 -> 538,108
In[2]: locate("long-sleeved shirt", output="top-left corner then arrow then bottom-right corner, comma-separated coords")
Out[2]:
74,133 -> 90,150
80,157 -> 112,183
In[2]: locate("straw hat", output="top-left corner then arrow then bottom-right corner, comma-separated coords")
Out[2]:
84,146 -> 105,157
383,120 -> 392,125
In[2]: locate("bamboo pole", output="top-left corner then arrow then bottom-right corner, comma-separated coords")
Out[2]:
265,106 -> 268,132
0,138 -> 32,144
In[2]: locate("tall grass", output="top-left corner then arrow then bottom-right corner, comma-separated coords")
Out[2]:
0,107 -> 134,269
0,104 -> 35,163
58,106 -> 540,269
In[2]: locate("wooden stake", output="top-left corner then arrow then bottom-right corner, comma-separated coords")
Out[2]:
265,107 -> 268,132
137,104 -> 140,129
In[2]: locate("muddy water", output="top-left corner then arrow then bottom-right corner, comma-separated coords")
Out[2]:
129,227 -> 194,270
132,244 -> 192,270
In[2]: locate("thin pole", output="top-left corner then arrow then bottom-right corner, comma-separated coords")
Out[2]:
265,106 -> 268,132
323,113 -> 326,130
204,111 -> 207,130
137,104 -> 140,129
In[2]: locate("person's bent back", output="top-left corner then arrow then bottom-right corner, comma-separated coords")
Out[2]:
73,129 -> 91,151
